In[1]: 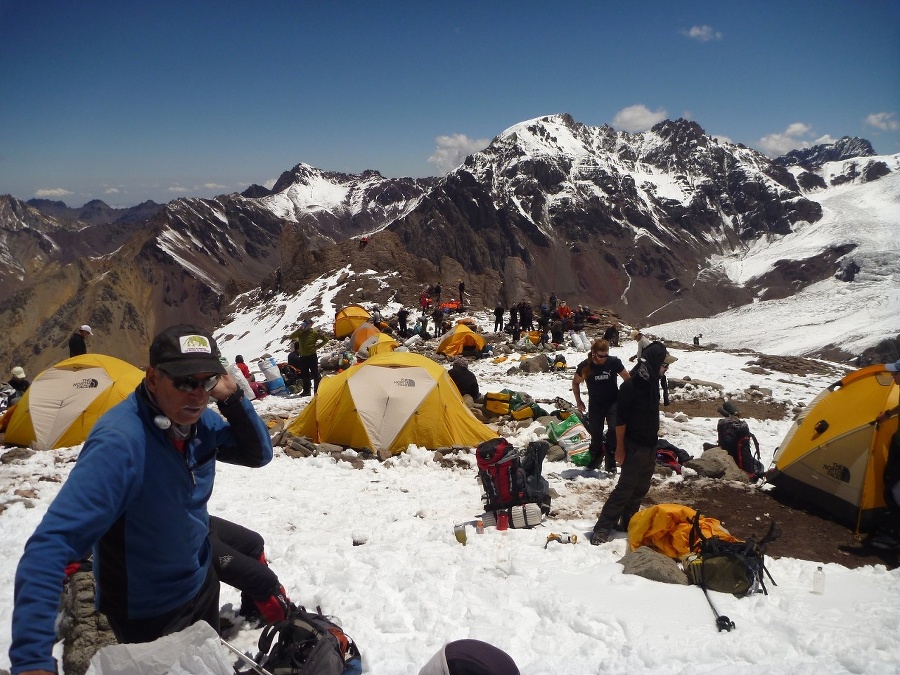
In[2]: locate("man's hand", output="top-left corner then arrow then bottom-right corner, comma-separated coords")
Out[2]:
615,446 -> 626,466
210,372 -> 240,401
575,400 -> 586,413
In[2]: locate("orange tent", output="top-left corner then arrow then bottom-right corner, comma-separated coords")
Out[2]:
350,321 -> 381,353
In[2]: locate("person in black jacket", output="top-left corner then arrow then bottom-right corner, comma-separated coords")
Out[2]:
590,341 -> 677,545
397,307 -> 410,337
448,357 -> 479,401
68,324 -> 92,357
493,302 -> 505,332
572,339 -> 629,473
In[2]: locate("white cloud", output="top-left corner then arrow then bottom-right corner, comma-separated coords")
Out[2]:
167,185 -> 191,194
428,133 -> 491,174
681,25 -> 723,42
612,104 -> 667,132
813,134 -> 837,145
104,187 -> 120,195
865,111 -> 900,131
757,122 -> 831,156
34,188 -> 73,199
263,178 -> 277,189
203,182 -> 228,190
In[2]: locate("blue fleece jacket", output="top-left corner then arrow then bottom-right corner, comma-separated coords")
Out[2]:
10,386 -> 273,674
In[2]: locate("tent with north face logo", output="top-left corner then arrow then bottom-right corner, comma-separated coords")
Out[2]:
3,354 -> 145,450
768,365 -> 899,533
286,351 -> 495,456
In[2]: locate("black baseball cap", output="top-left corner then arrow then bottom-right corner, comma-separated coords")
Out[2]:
149,324 -> 226,377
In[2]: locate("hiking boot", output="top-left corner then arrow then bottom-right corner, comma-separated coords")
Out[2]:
481,511 -> 497,528
590,528 -> 610,545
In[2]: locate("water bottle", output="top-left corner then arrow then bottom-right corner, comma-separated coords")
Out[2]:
812,566 -> 825,594
227,363 -> 256,401
475,519 -> 484,534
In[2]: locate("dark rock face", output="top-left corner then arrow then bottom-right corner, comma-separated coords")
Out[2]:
387,115 -> 821,321
775,136 -> 875,169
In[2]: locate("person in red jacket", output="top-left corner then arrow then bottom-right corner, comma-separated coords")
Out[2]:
234,355 -> 252,381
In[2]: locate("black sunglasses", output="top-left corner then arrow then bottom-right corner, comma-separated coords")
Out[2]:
161,370 -> 220,393
591,351 -> 609,359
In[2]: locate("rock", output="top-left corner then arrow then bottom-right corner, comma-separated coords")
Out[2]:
546,444 -> 566,462
667,378 -> 723,391
619,546 -> 689,585
318,442 -> 346,455
519,354 -> 551,374
1,447 -> 35,464
684,446 -> 750,482
284,437 -> 315,458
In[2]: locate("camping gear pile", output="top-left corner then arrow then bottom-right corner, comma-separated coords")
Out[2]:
547,413 -> 592,465
476,438 -> 551,530
483,389 -> 548,421
715,402 -> 763,481
627,504 -> 779,632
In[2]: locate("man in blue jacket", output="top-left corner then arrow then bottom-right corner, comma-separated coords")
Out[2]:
10,324 -> 274,675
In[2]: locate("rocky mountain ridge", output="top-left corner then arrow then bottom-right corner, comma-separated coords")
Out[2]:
1,116 -> 895,375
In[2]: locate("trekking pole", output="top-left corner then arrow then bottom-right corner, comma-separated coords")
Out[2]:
220,638 -> 274,675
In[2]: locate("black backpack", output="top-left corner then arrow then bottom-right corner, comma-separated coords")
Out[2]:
684,515 -> 779,631
476,438 -> 551,514
252,605 -> 361,675
716,416 -> 763,480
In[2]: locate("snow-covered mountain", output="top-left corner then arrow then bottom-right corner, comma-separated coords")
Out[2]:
1,115 -> 896,376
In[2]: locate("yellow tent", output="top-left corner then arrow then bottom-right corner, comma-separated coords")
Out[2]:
366,332 -> 398,356
349,321 -> 381,353
437,323 -> 486,357
334,305 -> 372,339
769,365 -> 899,533
4,354 -> 145,450
286,351 -> 495,455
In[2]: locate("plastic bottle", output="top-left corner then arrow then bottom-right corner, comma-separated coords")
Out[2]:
812,566 -> 825,594
227,363 -> 256,401
475,519 -> 484,534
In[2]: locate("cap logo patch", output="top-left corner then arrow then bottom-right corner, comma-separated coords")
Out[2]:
179,335 -> 213,354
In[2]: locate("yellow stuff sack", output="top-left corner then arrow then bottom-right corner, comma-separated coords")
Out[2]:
511,406 -> 534,420
485,399 -> 510,415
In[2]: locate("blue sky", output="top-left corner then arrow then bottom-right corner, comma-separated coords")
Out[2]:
1,1 -> 898,208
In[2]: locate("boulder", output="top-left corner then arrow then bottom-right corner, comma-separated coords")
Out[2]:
546,444 -> 566,462
618,546 -> 689,585
519,354 -> 551,374
684,446 -> 750,482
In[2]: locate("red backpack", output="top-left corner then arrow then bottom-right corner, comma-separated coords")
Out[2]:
476,438 -> 551,513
